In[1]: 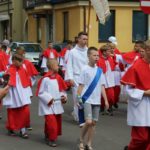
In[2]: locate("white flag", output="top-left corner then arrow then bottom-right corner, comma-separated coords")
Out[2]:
90,0 -> 111,24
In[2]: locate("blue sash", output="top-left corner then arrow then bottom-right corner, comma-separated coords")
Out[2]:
82,68 -> 102,103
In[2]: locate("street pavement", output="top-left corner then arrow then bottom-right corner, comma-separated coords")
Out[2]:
0,82 -> 130,150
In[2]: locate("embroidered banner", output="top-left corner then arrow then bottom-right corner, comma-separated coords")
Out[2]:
90,0 -> 111,24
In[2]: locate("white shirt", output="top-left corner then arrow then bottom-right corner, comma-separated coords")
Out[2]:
78,65 -> 105,105
104,60 -> 115,88
114,54 -> 123,85
65,45 -> 88,84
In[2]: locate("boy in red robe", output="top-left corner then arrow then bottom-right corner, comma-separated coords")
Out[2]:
121,40 -> 150,150
97,44 -> 116,115
15,46 -> 39,86
3,54 -> 32,138
122,41 -> 144,65
41,41 -> 59,74
36,59 -> 67,147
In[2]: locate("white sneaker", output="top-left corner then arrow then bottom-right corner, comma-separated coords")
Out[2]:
79,123 -> 85,128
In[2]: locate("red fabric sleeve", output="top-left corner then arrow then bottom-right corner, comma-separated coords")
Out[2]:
121,66 -> 136,87
56,74 -> 67,92
24,60 -> 38,76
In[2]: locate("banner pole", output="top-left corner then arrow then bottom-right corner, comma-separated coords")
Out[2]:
87,0 -> 91,46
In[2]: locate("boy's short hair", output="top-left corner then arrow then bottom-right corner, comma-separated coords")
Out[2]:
135,40 -> 145,48
1,45 -> 7,51
87,47 -> 98,55
144,40 -> 150,48
48,40 -> 53,44
135,40 -> 144,45
12,54 -> 23,62
100,44 -> 111,53
66,40 -> 73,45
47,58 -> 58,70
78,31 -> 88,38
107,43 -> 116,49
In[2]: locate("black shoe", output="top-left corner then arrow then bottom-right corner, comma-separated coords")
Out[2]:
26,126 -> 32,131
124,146 -> 128,150
107,107 -> 113,116
8,130 -> 16,136
113,103 -> 119,109
85,145 -> 93,150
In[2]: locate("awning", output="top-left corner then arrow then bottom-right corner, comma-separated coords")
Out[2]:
0,15 -> 9,21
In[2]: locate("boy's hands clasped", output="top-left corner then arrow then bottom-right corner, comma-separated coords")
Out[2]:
61,95 -> 67,104
47,95 -> 67,107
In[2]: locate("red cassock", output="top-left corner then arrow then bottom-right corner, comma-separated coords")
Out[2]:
6,105 -> 30,131
7,64 -> 31,88
122,51 -> 140,64
6,65 -> 31,131
0,50 -> 9,71
121,58 -> 150,90
42,48 -> 59,59
114,48 -> 121,54
23,59 -> 39,77
97,56 -> 116,73
59,47 -> 67,58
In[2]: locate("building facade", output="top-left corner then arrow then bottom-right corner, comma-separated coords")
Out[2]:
0,0 -> 27,42
20,0 -> 150,51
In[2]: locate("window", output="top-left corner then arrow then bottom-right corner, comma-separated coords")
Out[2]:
63,12 -> 69,42
132,11 -> 148,41
98,10 -> 115,42
37,18 -> 41,43
10,43 -> 17,52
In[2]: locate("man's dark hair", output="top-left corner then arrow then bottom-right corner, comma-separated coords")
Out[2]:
87,46 -> 98,55
78,31 -> 88,38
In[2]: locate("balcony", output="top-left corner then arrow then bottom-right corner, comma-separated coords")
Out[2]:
0,0 -> 8,3
23,0 -> 51,9
23,0 -> 139,9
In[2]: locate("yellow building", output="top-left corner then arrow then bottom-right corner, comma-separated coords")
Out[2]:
24,0 -> 147,52
0,0 -> 27,41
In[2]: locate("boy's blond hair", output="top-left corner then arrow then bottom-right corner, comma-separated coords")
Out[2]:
46,58 -> 58,70
100,44 -> 111,53
107,43 -> 116,49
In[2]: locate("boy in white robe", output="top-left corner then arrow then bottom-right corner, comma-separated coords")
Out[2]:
65,32 -> 88,124
37,58 -> 67,147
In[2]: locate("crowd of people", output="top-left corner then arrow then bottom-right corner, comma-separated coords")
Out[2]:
0,32 -> 150,150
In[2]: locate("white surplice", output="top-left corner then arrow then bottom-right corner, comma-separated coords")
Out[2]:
3,73 -> 32,108
125,85 -> 150,126
38,77 -> 66,116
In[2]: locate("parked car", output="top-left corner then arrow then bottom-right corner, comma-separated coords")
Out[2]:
9,42 -> 42,66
